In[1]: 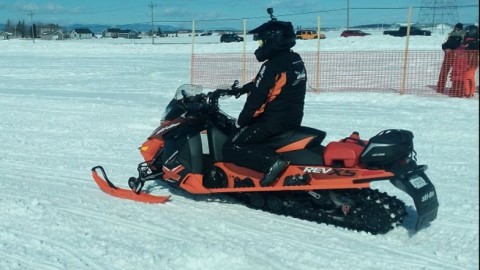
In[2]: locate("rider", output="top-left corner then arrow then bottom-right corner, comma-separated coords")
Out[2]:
222,10 -> 307,186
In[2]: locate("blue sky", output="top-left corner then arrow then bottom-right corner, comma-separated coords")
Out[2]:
0,0 -> 478,29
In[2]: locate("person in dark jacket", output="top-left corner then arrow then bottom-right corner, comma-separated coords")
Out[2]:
222,16 -> 307,187
437,23 -> 464,93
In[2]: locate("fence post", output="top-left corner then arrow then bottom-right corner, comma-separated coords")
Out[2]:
242,19 -> 247,84
190,20 -> 195,85
401,7 -> 412,95
315,16 -> 321,93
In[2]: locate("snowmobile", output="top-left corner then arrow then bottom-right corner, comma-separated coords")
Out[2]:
92,84 -> 439,234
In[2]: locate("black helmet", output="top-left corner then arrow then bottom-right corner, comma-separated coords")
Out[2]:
454,23 -> 463,30
464,25 -> 478,38
248,9 -> 296,62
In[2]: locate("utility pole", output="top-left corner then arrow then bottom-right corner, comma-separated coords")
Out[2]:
149,1 -> 157,44
28,11 -> 35,43
346,0 -> 350,30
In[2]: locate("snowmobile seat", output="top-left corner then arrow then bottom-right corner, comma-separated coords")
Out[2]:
265,126 -> 326,152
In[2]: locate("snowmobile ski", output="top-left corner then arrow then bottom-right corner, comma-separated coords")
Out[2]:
91,166 -> 170,203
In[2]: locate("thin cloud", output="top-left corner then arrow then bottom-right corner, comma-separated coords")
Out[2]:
159,7 -> 191,18
45,2 -> 64,13
68,6 -> 85,14
13,1 -> 39,12
266,0 -> 319,10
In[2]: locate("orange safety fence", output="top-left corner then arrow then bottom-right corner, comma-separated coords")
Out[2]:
191,50 -> 479,97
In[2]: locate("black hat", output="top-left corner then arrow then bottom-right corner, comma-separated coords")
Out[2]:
464,25 -> 478,38
455,23 -> 463,29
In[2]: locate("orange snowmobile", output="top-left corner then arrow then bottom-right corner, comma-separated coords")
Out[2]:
92,84 -> 438,234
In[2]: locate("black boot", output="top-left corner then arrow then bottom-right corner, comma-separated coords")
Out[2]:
259,158 -> 288,187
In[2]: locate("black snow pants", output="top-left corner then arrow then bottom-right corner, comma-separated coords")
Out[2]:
222,123 -> 279,173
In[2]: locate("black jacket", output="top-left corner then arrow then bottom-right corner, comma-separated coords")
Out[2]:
442,30 -> 464,50
237,50 -> 307,133
464,37 -> 479,50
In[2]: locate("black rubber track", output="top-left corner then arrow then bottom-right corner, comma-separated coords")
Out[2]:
233,188 -> 407,235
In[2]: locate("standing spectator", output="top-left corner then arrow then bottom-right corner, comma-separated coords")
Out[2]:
462,25 -> 479,97
449,25 -> 479,97
436,23 -> 464,93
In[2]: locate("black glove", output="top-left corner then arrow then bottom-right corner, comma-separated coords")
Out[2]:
231,80 -> 240,90
231,80 -> 247,99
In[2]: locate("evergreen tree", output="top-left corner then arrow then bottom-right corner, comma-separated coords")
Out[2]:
32,24 -> 37,38
17,20 -> 26,38
5,19 -> 15,33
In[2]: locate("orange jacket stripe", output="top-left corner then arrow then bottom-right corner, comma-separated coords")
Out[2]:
253,72 -> 287,117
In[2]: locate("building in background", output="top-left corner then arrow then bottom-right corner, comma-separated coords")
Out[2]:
70,28 -> 94,39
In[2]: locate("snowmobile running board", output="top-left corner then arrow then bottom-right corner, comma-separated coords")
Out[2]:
91,166 -> 170,204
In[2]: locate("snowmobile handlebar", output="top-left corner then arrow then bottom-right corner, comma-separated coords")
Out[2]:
205,89 -> 235,113
182,88 -> 234,114
208,89 -> 233,100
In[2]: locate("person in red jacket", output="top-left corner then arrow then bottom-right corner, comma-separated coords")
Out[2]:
437,23 -> 464,93
463,25 -> 479,97
450,25 -> 479,97
223,13 -> 307,186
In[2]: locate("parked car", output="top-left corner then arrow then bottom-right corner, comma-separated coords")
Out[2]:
383,26 -> 432,37
295,30 -> 326,40
220,33 -> 244,43
341,30 -> 371,37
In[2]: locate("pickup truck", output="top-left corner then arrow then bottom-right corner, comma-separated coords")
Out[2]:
383,26 -> 432,37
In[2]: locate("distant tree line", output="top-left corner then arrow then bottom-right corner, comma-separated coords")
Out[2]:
3,19 -> 70,38
4,19 -> 29,38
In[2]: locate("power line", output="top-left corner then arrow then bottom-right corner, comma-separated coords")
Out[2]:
152,4 -> 477,23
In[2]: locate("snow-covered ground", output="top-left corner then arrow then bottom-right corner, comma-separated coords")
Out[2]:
0,31 -> 478,270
